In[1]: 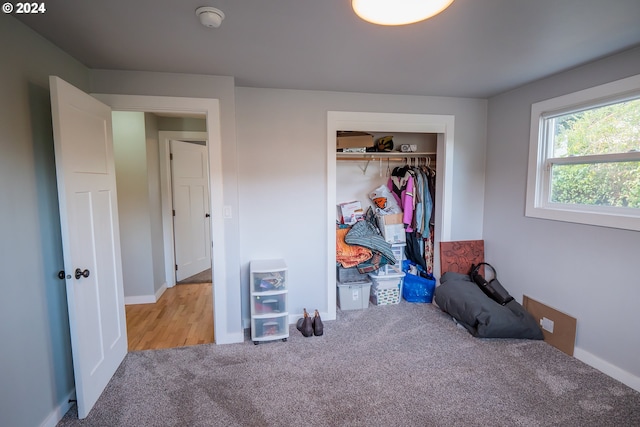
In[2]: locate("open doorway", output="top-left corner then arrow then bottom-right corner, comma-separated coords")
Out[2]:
112,115 -> 214,350
95,93 -> 242,346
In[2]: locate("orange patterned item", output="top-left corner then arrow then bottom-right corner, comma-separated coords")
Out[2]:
439,240 -> 485,275
336,227 -> 372,268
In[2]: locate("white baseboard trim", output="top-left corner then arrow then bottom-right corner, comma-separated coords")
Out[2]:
40,389 -> 75,427
124,294 -> 156,305
215,331 -> 245,345
124,282 -> 168,305
574,347 -> 640,392
155,282 -> 167,300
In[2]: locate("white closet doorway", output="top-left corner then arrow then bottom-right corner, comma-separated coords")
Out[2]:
326,111 -> 455,321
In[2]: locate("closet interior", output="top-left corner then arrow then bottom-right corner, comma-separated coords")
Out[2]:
336,131 -> 439,309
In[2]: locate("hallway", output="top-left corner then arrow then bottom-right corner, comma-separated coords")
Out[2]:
125,282 -> 214,351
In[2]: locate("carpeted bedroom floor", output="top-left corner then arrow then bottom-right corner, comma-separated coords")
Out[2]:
57,302 -> 640,426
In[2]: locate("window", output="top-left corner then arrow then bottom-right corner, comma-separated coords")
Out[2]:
526,74 -> 640,231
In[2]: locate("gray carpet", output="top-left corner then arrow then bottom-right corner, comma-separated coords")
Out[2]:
58,302 -> 640,426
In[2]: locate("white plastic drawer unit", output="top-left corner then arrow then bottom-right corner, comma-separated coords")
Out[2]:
252,316 -> 288,340
252,271 -> 287,292
252,293 -> 287,315
250,259 -> 289,344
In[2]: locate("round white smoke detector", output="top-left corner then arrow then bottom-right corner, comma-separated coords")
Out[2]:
196,6 -> 225,28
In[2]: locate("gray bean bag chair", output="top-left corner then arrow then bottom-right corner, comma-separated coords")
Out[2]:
434,272 -> 543,339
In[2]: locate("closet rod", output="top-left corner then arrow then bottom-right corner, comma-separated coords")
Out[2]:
336,152 -> 436,174
337,156 -> 431,162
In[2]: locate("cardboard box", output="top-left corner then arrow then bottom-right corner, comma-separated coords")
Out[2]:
523,295 -> 577,356
337,131 -> 374,149
338,201 -> 364,225
376,213 -> 406,243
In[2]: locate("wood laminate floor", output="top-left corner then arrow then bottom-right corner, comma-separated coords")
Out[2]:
125,282 -> 214,351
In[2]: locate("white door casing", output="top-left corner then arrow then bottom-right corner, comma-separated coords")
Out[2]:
171,140 -> 211,281
327,111 -> 454,322
50,76 -> 128,418
93,94 -> 243,345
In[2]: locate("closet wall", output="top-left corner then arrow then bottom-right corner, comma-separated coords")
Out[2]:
236,86 -> 487,326
336,132 -> 437,209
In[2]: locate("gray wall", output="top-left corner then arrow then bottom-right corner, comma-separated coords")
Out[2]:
157,116 -> 206,132
485,46 -> 640,382
145,113 -> 166,294
0,15 -> 90,427
235,87 -> 487,323
112,111 -> 160,299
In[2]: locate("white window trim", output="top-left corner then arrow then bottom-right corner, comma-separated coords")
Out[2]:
525,73 -> 640,232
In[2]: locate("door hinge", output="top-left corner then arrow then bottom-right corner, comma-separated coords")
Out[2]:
175,264 -> 178,271
173,209 -> 176,216
170,153 -> 173,160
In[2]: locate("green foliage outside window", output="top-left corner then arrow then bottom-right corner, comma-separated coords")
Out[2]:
549,99 -> 640,208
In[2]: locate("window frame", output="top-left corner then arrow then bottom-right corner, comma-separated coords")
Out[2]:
526,73 -> 640,231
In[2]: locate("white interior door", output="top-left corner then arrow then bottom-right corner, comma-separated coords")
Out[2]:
50,76 -> 127,419
171,139 -> 212,281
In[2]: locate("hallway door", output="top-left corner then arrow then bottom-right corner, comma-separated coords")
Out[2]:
171,139 -> 211,281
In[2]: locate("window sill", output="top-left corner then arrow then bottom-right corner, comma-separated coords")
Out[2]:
525,203 -> 640,232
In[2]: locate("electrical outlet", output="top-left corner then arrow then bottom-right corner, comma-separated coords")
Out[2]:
540,317 -> 555,333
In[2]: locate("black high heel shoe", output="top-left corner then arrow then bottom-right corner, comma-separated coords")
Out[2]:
312,309 -> 323,336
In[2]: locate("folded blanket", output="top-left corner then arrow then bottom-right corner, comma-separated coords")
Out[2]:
336,228 -> 372,268
344,219 -> 396,265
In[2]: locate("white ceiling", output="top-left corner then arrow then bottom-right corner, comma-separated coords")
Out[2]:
16,0 -> 640,98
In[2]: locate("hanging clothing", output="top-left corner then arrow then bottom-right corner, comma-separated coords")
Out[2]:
412,167 -> 425,235
420,166 -> 433,239
381,158 -> 436,275
405,230 -> 427,272
388,166 -> 415,232
426,166 -> 436,226
424,227 -> 434,275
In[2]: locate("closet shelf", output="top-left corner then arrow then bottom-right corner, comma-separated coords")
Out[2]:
336,151 -> 435,161
336,151 -> 436,174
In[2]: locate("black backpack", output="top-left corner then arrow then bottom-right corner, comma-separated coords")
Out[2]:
469,263 -> 514,305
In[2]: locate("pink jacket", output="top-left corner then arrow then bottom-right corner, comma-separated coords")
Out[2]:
388,173 -> 414,232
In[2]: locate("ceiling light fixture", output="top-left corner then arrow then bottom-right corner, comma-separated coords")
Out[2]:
352,0 -> 454,26
196,6 -> 225,28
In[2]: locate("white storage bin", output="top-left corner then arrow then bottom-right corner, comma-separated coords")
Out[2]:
337,280 -> 371,310
337,266 -> 369,283
368,270 -> 405,305
381,243 -> 406,274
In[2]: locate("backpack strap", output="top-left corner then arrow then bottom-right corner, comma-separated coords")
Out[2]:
470,262 -> 496,279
